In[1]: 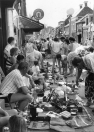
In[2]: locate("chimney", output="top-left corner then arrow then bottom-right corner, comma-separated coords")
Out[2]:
84,1 -> 88,7
79,4 -> 83,9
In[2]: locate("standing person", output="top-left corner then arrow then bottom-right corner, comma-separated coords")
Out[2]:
51,37 -> 62,76
68,37 -> 81,75
4,37 -> 16,59
72,53 -> 94,106
68,37 -> 81,52
0,62 -> 33,111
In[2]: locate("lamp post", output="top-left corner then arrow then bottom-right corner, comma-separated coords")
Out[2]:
67,8 -> 74,37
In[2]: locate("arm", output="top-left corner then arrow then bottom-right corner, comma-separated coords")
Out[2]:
21,86 -> 31,94
4,49 -> 10,58
25,74 -> 36,88
76,68 -> 82,86
0,107 -> 9,117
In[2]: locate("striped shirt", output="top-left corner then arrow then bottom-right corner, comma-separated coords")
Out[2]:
0,69 -> 26,94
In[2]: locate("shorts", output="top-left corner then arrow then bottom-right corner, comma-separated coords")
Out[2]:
56,54 -> 61,60
8,93 -> 13,102
34,79 -> 40,85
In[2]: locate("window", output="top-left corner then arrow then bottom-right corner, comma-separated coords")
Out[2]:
86,18 -> 88,25
90,16 -> 93,22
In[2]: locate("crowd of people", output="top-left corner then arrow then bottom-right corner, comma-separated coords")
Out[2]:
0,35 -> 94,131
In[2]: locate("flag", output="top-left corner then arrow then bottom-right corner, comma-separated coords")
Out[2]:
13,0 -> 21,14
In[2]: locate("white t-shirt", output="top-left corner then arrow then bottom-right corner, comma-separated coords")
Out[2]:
25,43 -> 34,56
68,42 -> 81,52
34,49 -> 42,62
51,41 -> 62,53
32,65 -> 40,75
44,41 -> 48,50
0,69 -> 26,94
83,53 -> 94,73
4,44 -> 14,57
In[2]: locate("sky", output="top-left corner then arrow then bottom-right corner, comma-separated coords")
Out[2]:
26,0 -> 94,27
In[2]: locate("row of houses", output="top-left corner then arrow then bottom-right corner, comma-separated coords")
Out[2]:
59,1 -> 94,44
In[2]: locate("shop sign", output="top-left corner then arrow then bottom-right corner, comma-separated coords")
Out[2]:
33,9 -> 44,21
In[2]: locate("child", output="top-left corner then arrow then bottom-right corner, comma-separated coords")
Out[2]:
32,61 -> 40,77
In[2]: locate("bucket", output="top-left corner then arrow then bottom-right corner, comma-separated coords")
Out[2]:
78,82 -> 85,98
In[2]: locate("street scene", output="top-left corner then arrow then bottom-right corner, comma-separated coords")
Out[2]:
0,0 -> 94,132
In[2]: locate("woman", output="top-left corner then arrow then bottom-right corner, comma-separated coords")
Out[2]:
72,53 -> 94,106
9,115 -> 27,132
51,38 -> 62,76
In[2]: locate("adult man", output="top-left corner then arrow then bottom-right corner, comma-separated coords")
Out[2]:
51,37 -> 62,76
0,62 -> 33,111
68,37 -> 81,52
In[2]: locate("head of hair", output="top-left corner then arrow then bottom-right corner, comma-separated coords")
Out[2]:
34,61 -> 38,66
56,54 -> 61,60
87,46 -> 94,52
60,37 -> 65,41
64,38 -> 69,45
9,115 -> 27,132
69,37 -> 75,42
17,54 -> 24,62
47,38 -> 49,41
54,37 -> 59,42
18,61 -> 28,71
8,37 -> 15,44
10,47 -> 18,56
72,56 -> 82,67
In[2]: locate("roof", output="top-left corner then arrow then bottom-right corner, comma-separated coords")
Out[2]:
73,7 -> 83,18
76,13 -> 92,24
14,15 -> 44,33
64,6 -> 93,26
64,16 -> 70,26
77,6 -> 93,17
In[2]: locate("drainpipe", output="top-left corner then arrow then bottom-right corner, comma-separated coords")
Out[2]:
6,8 -> 14,38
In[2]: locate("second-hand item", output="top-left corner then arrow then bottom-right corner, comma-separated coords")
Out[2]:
28,121 -> 50,130
67,91 -> 77,100
30,104 -> 38,119
59,111 -> 71,119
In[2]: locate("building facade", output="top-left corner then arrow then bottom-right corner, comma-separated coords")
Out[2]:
0,0 -> 15,72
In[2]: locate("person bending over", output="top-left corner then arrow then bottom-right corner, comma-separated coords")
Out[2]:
72,53 -> 94,106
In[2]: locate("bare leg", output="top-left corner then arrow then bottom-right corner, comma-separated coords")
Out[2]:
10,93 -> 32,111
52,57 -> 56,76
0,116 -> 9,127
58,59 -> 61,74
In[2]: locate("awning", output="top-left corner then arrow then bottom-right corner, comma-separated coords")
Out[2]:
14,15 -> 44,33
